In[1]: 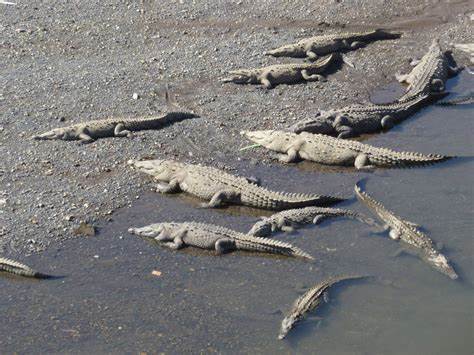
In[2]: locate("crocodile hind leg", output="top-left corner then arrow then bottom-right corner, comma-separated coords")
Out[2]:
306,50 -> 319,60
114,123 -> 133,138
215,238 -> 236,254
354,154 -> 376,170
260,72 -> 273,89
278,147 -> 300,163
77,128 -> 94,144
203,189 -> 240,208
301,70 -> 326,82
430,79 -> 445,92
349,41 -> 364,49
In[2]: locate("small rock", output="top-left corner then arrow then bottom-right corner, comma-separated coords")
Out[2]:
74,222 -> 96,236
132,92 -> 139,100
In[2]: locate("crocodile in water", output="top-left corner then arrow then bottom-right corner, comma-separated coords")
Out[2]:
128,221 -> 314,259
248,206 -> 377,238
278,275 -> 367,339
354,181 -> 457,280
0,257 -> 49,278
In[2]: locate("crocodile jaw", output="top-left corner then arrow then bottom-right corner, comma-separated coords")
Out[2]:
32,128 -> 68,140
426,252 -> 458,280
241,130 -> 288,151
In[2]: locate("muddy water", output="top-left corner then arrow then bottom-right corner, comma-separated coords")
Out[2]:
1,72 -> 473,354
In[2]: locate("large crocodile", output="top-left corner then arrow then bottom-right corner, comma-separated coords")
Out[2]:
278,275 -> 367,339
32,112 -> 197,143
0,256 -> 49,278
396,38 -> 462,101
128,222 -> 314,259
354,182 -> 457,280
221,53 -> 337,89
129,159 -> 343,209
248,207 -> 377,238
265,29 -> 401,60
241,130 -> 449,169
290,92 -> 446,138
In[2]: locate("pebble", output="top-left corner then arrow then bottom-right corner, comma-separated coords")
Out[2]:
132,92 -> 139,100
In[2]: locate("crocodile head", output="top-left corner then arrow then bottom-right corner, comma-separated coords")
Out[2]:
278,314 -> 297,340
128,159 -> 183,181
290,113 -> 335,134
247,219 -> 272,238
425,251 -> 458,280
128,222 -> 179,240
221,70 -> 259,84
241,130 -> 293,152
264,44 -> 304,57
32,128 -> 77,141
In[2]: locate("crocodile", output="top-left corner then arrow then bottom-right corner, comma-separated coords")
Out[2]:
264,29 -> 401,60
396,38 -> 463,101
278,275 -> 367,339
241,130 -> 449,169
129,159 -> 343,209
290,92 -> 447,138
128,222 -> 314,260
354,182 -> 457,280
248,207 -> 377,238
32,112 -> 197,144
221,53 -> 337,89
0,257 -> 49,278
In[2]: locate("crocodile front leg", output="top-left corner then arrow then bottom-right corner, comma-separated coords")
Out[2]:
203,189 -> 240,208
336,126 -> 355,139
215,238 -> 236,254
278,147 -> 299,163
114,123 -> 133,138
306,50 -> 318,60
156,179 -> 181,193
77,127 -> 94,144
301,70 -> 325,82
349,40 -> 364,49
162,229 -> 187,250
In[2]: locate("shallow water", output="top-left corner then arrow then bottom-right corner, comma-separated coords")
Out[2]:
1,72 -> 473,354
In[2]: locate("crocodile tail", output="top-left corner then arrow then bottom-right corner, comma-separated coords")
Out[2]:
275,191 -> 344,209
0,257 -> 42,278
354,180 -> 389,219
234,236 -> 314,260
370,151 -> 451,168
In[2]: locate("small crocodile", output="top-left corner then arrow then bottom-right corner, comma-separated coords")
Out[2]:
248,207 -> 376,238
265,29 -> 401,59
221,53 -> 337,89
396,39 -> 462,101
354,182 -> 457,280
0,257 -> 49,278
278,275 -> 367,339
128,222 -> 314,260
129,159 -> 343,209
241,130 -> 449,169
290,92 -> 446,138
32,112 -> 197,144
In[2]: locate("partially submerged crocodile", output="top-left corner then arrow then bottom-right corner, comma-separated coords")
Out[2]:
129,159 -> 343,209
242,130 -> 449,169
290,92 -> 446,138
221,53 -> 337,89
278,275 -> 367,339
396,39 -> 462,101
248,207 -> 376,238
32,112 -> 197,143
0,257 -> 49,278
265,29 -> 401,59
128,222 -> 314,259
354,182 -> 457,280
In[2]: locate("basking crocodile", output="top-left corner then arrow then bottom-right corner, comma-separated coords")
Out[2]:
248,207 -> 376,238
128,222 -> 314,260
354,182 -> 457,280
396,38 -> 462,101
265,29 -> 401,59
221,53 -> 337,89
278,275 -> 367,339
241,130 -> 449,169
129,159 -> 343,209
290,92 -> 446,138
0,257 -> 49,278
32,112 -> 197,144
